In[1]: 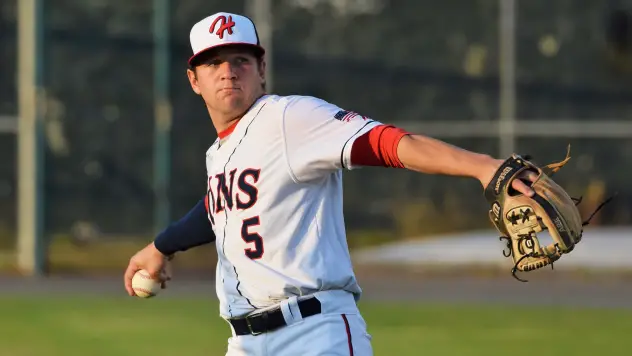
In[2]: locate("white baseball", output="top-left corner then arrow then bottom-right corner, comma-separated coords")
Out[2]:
131,269 -> 161,298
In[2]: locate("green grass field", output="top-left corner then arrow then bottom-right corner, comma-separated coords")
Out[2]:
0,297 -> 630,356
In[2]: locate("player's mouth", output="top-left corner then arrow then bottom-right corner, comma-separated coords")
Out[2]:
219,87 -> 241,93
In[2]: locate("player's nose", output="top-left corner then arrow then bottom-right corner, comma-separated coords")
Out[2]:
218,61 -> 238,81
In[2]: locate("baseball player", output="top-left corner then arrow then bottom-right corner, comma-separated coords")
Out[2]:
123,11 -> 536,356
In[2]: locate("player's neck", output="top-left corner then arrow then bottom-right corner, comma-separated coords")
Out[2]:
209,94 -> 266,139
209,112 -> 242,135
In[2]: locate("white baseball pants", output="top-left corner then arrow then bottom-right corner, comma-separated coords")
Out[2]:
223,292 -> 373,356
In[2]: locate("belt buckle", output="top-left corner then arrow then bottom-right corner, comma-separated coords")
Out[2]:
245,314 -> 263,336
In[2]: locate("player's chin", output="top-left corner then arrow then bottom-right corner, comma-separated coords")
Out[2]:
216,91 -> 242,103
217,96 -> 245,111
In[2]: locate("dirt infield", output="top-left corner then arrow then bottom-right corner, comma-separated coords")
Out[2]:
1,267 -> 631,309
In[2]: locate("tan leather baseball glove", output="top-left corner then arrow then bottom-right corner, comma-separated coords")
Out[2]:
484,146 -> 614,282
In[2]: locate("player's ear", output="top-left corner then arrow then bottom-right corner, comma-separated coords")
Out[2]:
257,58 -> 266,85
187,68 -> 202,95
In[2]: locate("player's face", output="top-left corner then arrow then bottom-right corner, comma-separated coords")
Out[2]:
187,47 -> 265,120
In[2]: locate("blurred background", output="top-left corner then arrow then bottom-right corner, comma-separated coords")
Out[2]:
2,0 -> 632,274
2,1 -> 632,355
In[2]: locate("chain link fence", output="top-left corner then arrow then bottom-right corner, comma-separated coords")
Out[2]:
1,0 -> 631,254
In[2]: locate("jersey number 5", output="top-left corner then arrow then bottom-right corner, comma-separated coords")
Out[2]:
241,216 -> 264,259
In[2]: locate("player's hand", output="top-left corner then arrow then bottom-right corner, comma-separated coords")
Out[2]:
124,242 -> 172,297
480,158 -> 538,198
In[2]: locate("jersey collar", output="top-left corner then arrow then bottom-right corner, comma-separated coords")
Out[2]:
218,120 -> 239,139
216,94 -> 269,140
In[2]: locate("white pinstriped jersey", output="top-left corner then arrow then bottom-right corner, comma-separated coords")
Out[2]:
205,94 -> 381,318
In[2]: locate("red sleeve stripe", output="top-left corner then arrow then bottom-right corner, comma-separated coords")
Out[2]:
350,124 -> 409,168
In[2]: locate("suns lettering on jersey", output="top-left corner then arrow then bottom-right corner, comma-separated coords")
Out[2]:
207,168 -> 263,259
205,175 -> 216,225
215,169 -> 237,214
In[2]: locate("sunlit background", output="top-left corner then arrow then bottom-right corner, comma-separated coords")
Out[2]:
1,1 -> 632,355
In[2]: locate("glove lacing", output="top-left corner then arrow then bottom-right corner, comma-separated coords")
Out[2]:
499,233 -> 557,283
499,192 -> 617,283
574,192 -> 618,228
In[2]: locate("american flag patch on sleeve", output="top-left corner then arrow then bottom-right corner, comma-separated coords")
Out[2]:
334,110 -> 349,120
334,110 -> 365,122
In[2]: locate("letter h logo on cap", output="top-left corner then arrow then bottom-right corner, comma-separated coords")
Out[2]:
210,15 -> 236,39
188,12 -> 266,66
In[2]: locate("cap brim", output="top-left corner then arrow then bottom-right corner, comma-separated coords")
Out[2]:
188,43 -> 266,66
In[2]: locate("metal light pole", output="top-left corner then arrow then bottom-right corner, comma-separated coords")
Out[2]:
17,0 -> 47,276
499,0 -> 517,157
246,0 -> 274,92
153,0 -> 172,235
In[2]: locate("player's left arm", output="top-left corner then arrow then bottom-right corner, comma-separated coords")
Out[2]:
280,95 -> 534,195
281,96 -> 382,183
350,126 -> 535,196
398,134 -> 509,189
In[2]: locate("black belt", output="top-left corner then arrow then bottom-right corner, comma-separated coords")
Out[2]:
228,297 -> 322,336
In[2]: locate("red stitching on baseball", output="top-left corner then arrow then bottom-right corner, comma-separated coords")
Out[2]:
137,272 -> 155,280
134,287 -> 155,296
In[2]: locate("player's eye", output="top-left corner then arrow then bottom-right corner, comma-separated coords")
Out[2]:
208,58 -> 223,66
235,57 -> 250,65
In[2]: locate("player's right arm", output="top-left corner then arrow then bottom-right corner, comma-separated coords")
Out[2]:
124,196 -> 215,296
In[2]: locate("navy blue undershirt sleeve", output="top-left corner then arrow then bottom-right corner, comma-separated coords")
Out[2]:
153,196 -> 216,256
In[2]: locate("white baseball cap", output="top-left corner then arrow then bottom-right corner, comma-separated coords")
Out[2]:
188,12 -> 265,66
